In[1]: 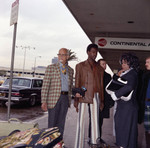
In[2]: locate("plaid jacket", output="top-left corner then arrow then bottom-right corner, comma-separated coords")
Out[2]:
41,63 -> 74,109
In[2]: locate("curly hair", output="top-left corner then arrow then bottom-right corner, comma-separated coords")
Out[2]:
86,44 -> 98,53
119,52 -> 139,71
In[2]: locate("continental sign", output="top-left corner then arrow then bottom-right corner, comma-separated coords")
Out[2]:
95,37 -> 150,51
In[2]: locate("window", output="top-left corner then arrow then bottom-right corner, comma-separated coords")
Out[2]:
33,80 -> 43,88
3,78 -> 31,87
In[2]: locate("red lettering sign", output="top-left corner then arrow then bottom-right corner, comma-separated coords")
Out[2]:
98,38 -> 107,47
12,0 -> 19,7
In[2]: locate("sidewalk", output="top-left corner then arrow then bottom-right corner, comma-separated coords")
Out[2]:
31,104 -> 146,148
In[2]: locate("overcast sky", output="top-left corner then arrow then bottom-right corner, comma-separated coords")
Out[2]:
0,0 -> 104,71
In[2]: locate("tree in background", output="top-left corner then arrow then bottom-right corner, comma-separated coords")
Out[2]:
68,49 -> 78,62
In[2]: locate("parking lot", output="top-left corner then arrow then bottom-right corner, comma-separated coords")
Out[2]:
0,103 -> 44,121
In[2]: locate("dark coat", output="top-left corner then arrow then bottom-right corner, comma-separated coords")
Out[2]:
138,71 -> 150,123
114,69 -> 138,148
101,71 -> 114,118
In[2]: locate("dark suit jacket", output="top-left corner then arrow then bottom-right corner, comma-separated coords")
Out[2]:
101,71 -> 114,118
115,69 -> 138,100
138,71 -> 150,123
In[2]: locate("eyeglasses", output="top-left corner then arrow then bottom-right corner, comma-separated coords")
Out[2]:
57,54 -> 68,57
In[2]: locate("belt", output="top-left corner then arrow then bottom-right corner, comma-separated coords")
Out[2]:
145,98 -> 150,101
61,91 -> 68,95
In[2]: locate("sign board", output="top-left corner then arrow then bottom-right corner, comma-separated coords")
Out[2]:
95,37 -> 150,51
10,0 -> 19,26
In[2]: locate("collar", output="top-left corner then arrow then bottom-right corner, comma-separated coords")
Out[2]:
59,62 -> 68,67
87,58 -> 97,66
120,68 -> 133,76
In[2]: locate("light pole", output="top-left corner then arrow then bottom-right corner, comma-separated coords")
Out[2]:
33,56 -> 41,77
16,46 -> 35,76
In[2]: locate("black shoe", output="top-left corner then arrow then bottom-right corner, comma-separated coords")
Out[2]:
90,143 -> 99,148
100,138 -> 105,144
88,140 -> 91,145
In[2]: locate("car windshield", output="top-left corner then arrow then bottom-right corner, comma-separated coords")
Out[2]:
3,78 -> 31,88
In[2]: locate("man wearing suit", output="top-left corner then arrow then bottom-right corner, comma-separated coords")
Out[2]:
139,56 -> 150,148
41,48 -> 74,136
74,44 -> 104,148
97,59 -> 114,143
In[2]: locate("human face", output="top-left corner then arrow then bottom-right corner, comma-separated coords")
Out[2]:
121,59 -> 130,71
57,48 -> 69,65
100,60 -> 106,70
87,48 -> 97,61
145,58 -> 150,70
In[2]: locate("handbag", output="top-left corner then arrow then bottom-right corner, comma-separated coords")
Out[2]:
107,74 -> 127,90
106,74 -> 131,97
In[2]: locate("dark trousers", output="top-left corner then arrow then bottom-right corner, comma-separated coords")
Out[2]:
48,94 -> 69,136
88,104 -> 91,139
99,111 -> 104,139
145,131 -> 150,148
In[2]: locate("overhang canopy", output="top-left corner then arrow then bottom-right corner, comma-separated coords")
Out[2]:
62,0 -> 150,71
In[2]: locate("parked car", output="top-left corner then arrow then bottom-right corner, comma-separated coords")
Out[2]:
0,77 -> 6,86
0,77 -> 43,106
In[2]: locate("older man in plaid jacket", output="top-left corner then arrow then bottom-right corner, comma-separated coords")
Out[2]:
41,48 -> 74,136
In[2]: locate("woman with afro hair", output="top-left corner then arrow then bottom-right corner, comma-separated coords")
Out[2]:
106,52 -> 139,148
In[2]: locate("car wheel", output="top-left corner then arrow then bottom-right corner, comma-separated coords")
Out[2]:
1,101 -> 6,107
29,96 -> 36,106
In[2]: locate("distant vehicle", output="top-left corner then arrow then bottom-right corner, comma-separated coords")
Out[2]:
0,77 -> 6,86
0,77 -> 43,107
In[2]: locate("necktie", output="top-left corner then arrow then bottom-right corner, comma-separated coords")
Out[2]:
62,65 -> 66,74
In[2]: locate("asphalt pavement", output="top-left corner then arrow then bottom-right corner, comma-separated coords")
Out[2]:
31,104 -> 146,148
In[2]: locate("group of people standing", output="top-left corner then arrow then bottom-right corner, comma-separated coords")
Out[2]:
41,43 -> 150,148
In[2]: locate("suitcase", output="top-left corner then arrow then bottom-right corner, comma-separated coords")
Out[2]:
0,118 -> 38,137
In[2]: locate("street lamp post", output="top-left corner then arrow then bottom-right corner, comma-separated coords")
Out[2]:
33,56 -> 41,77
16,46 -> 35,76
22,46 -> 28,76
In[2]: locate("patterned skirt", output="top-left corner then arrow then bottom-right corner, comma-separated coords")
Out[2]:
144,101 -> 150,132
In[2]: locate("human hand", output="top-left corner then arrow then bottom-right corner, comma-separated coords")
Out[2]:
75,107 -> 79,112
74,99 -> 79,113
41,102 -> 48,112
100,102 -> 104,111
117,69 -> 124,76
75,93 -> 82,98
